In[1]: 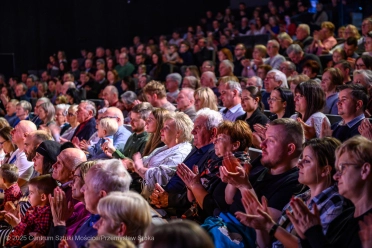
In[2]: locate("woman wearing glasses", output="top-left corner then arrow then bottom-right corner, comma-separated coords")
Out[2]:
355,54 -> 372,70
0,126 -> 16,165
59,104 -> 80,142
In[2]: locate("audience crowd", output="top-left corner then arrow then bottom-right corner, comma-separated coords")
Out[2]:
0,1 -> 371,247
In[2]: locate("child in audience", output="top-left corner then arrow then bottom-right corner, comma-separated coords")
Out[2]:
0,164 -> 22,210
4,175 -> 58,247
87,118 -> 118,159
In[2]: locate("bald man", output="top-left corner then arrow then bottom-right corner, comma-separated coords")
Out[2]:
10,120 -> 37,193
102,85 -> 119,107
100,107 -> 131,152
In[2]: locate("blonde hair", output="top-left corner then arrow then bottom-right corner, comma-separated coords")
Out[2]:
321,21 -> 335,35
345,24 -> 361,39
163,112 -> 194,143
336,136 -> 372,167
194,87 -> 218,111
87,235 -> 135,248
287,74 -> 310,87
99,118 -> 119,136
218,75 -> 239,86
143,108 -> 169,156
97,191 -> 151,244
254,44 -> 267,57
143,80 -> 166,98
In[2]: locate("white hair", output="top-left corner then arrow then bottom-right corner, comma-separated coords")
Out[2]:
195,108 -> 223,130
221,60 -> 234,72
269,69 -> 288,88
225,80 -> 242,94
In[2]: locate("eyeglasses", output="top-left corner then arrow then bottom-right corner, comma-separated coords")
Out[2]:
294,94 -> 304,100
335,163 -> 361,175
0,140 -> 7,145
267,97 -> 283,102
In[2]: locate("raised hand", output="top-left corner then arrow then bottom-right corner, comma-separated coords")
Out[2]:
297,117 -> 316,139
320,117 -> 333,138
358,119 -> 372,140
359,214 -> 372,248
150,183 -> 169,208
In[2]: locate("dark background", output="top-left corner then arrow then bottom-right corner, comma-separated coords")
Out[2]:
0,0 -> 229,77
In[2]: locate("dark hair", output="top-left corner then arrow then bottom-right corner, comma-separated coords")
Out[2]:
66,88 -> 83,104
0,126 -> 17,152
324,68 -> 344,86
0,164 -> 19,183
356,55 -> 372,70
245,86 -> 264,111
345,37 -> 358,47
303,137 -> 341,183
273,87 -> 295,117
122,76 -> 136,92
337,83 -> 369,110
335,60 -> 352,71
29,174 -> 58,196
217,120 -> 253,151
303,59 -> 320,75
295,80 -> 325,121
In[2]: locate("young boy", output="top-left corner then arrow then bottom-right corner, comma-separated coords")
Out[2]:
87,117 -> 118,159
4,175 -> 58,247
0,164 -> 22,210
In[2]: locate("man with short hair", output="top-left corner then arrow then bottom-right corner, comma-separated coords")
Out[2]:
5,100 -> 20,127
143,81 -> 176,111
219,81 -> 245,121
10,121 -> 36,193
115,53 -> 135,80
41,71 -> 50,83
70,59 -> 81,80
95,69 -> 108,96
194,38 -> 212,67
334,60 -> 352,84
102,85 -> 119,107
84,59 -> 97,77
262,40 -> 286,70
233,43 -> 246,76
200,60 -> 215,73
359,18 -> 372,53
61,81 -> 76,95
295,24 -> 313,51
200,71 -> 220,98
279,61 -> 296,78
287,44 -> 322,73
177,88 -> 196,121
24,130 -> 52,161
262,69 -> 288,110
352,69 -> 372,117
245,76 -> 263,91
169,30 -> 183,46
344,37 -> 359,59
71,100 -> 97,142
63,73 -> 75,84
26,76 -> 38,98
15,83 -> 29,102
322,84 -> 368,142
219,60 -> 234,77
16,100 -> 32,121
165,73 -> 182,103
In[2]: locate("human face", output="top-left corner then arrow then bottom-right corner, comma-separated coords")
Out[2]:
264,72 -> 280,93
194,94 -> 202,111
97,124 -> 106,138
365,37 -> 372,53
66,109 -> 77,125
145,93 -> 156,106
234,45 -> 245,57
353,74 -> 369,89
260,125 -> 288,168
246,77 -> 258,87
279,63 -> 293,78
297,147 -> 325,186
320,71 -> 334,93
362,20 -> 372,36
28,185 -> 44,207
302,67 -> 314,79
219,63 -> 231,77
296,27 -> 307,40
182,78 -> 191,88
15,85 -> 24,97
337,89 -> 358,118
24,135 -> 36,161
252,48 -> 262,60
288,51 -> 302,64
38,107 -> 47,122
26,78 -> 33,88
344,43 -> 356,57
145,113 -> 157,133
257,68 -> 266,81
268,90 -> 285,115
10,124 -> 24,144
355,58 -> 367,70
333,151 -> 362,200
241,90 -> 256,113
81,171 -> 101,214
48,80 -> 56,93
6,103 -> 16,116
93,213 -> 118,236
1,87 -> 8,96
266,42 -> 278,57
176,90 -> 191,111
102,88 -> 112,102
71,168 -> 85,201
165,79 -> 178,92
52,153 -> 72,183
191,116 -> 211,148
0,136 -> 11,154
332,51 -> 342,63
32,152 -> 44,174
152,54 -> 159,64
218,51 -> 227,62
34,100 -> 44,116
214,133 -> 235,157
294,92 -> 307,116
219,83 -> 235,109
76,103 -> 91,123
130,111 -> 146,133
160,119 -> 177,146
55,109 -> 66,126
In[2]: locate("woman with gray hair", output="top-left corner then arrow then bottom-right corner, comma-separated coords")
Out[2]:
55,104 -> 70,135
38,101 -> 56,131
131,111 -> 193,197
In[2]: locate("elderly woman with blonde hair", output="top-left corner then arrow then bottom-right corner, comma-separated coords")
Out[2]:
132,112 -> 193,196
194,87 -> 218,111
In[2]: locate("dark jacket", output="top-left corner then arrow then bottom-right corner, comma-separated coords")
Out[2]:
71,117 -> 96,141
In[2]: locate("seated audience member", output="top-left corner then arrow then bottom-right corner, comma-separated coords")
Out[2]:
23,130 -> 51,162
88,118 -> 118,159
322,84 -> 368,142
93,192 -> 152,246
143,81 -> 176,112
241,76 -> 263,92
77,71 -> 99,99
145,220 -> 214,248
194,87 -> 218,111
241,45 -> 267,78
115,53 -> 135,80
178,120 -> 252,220
200,71 -> 219,98
86,235 -> 135,248
3,175 -> 58,247
0,164 -> 22,210
233,43 -> 246,76
33,140 -> 61,175
200,60 -> 215,74
219,60 -> 234,77
71,100 -> 97,143
55,104 -> 70,135
10,120 -> 36,193
262,69 -> 288,110
182,76 -> 200,90
291,80 -> 330,139
78,108 -> 106,153
295,24 -> 314,51
327,48 -> 347,68
38,101 -> 56,129
344,37 -> 359,60
131,112 -> 193,197
321,68 -> 344,114
4,99 -> 20,128
61,81 -> 76,95
58,104 -> 79,142
287,44 -> 322,74
103,102 -> 152,159
286,136 -> 372,248
307,21 -> 337,55
31,97 -> 51,128
237,137 -> 348,248
279,61 -> 297,78
262,40 -> 286,70
352,69 -> 372,117
237,86 -> 269,131
15,83 -> 30,102
277,32 -> 293,57
15,100 -> 32,121
176,88 -> 196,121
121,91 -> 137,120
256,64 -> 273,82
165,73 -> 182,104
219,80 -> 245,121
355,54 -> 372,70
101,85 -> 120,108
0,126 -> 17,165
334,60 -> 353,84
302,59 -> 321,81
150,109 -> 222,214
288,74 -> 310,94
220,118 -> 304,248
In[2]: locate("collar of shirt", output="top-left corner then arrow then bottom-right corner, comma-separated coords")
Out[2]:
339,113 -> 365,128
227,103 -> 242,114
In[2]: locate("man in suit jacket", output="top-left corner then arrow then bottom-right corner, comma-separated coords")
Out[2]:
71,100 -> 97,143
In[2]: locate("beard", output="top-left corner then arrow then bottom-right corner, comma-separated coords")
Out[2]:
26,149 -> 36,162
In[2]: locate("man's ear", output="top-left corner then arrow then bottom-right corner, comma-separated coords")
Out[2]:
287,143 -> 296,156
117,222 -> 127,236
210,127 -> 218,141
100,190 -> 108,199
